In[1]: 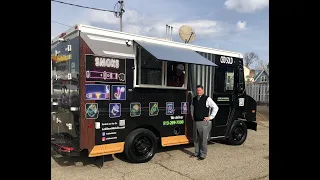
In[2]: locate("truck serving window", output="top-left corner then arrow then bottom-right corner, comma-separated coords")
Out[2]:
136,46 -> 187,89
140,48 -> 162,85
166,62 -> 186,87
215,67 -> 234,93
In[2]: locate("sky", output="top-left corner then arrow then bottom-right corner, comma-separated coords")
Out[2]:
51,0 -> 269,64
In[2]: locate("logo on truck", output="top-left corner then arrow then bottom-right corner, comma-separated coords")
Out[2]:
95,57 -> 120,69
85,54 -> 126,83
220,56 -> 233,64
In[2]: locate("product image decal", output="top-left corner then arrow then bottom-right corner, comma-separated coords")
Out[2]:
149,102 -> 159,116
109,103 -> 121,118
130,102 -> 141,117
181,102 -> 188,114
85,84 -> 110,100
85,54 -> 126,83
166,102 -> 175,115
112,85 -> 126,100
85,103 -> 99,119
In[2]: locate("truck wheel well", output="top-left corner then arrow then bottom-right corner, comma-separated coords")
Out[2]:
133,126 -> 160,138
235,116 -> 257,131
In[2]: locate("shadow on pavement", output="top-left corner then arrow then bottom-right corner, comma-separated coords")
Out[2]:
51,140 -> 226,166
158,140 -> 223,156
51,149 -> 114,168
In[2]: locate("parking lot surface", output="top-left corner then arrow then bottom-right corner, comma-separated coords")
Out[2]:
52,107 -> 269,180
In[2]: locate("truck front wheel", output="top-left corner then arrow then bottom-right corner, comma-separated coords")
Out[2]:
124,128 -> 157,163
227,120 -> 248,145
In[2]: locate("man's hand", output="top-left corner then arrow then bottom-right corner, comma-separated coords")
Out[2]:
204,117 -> 210,121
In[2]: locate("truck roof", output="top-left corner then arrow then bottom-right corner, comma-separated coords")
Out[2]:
51,24 -> 243,58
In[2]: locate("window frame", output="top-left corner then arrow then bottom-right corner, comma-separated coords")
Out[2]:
261,75 -> 267,82
133,45 -> 188,90
224,69 -> 235,91
214,66 -> 235,94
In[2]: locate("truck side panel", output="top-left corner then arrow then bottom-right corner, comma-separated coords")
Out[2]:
79,37 -> 96,151
79,32 -> 189,155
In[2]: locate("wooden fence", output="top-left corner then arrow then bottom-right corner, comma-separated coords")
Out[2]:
246,83 -> 269,104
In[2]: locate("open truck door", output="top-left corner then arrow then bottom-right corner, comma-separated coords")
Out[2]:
211,55 -> 237,137
51,35 -> 81,155
211,56 -> 252,145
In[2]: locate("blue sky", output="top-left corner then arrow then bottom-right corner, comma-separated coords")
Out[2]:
51,0 -> 269,66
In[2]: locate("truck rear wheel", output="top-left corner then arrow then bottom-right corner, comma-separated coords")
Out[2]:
124,128 -> 157,163
227,120 -> 247,145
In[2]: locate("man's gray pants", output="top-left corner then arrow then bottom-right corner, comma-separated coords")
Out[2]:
193,120 -> 212,158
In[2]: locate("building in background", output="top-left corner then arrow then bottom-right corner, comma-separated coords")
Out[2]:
244,66 -> 254,84
250,69 -> 269,84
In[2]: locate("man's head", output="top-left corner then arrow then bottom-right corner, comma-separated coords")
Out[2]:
175,64 -> 184,76
196,85 -> 204,96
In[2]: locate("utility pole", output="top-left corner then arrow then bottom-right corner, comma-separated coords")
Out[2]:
119,0 -> 124,31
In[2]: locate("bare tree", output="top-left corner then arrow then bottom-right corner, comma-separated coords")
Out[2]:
256,59 -> 265,69
252,59 -> 268,70
244,52 -> 259,68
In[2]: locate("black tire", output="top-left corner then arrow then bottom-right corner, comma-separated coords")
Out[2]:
124,128 -> 157,163
227,120 -> 248,145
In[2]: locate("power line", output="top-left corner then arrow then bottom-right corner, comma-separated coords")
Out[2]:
51,0 -> 116,13
51,20 -> 71,27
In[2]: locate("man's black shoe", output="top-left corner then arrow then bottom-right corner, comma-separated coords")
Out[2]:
190,154 -> 198,158
198,157 -> 205,160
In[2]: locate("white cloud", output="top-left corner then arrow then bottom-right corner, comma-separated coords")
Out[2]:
224,0 -> 269,13
171,20 -> 224,36
88,10 -> 119,25
86,9 -> 230,40
236,21 -> 247,30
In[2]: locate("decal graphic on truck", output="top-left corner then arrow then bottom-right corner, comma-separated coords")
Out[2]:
130,102 -> 141,117
166,102 -> 175,115
85,103 -> 99,119
85,84 -> 110,100
112,85 -> 126,100
109,103 -> 121,118
85,54 -> 126,83
181,102 -> 188,114
149,102 -> 159,116
217,97 -> 230,101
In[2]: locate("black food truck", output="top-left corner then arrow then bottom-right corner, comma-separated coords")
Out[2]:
51,24 -> 257,165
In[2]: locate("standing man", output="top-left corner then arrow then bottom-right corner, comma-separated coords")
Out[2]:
190,85 -> 219,160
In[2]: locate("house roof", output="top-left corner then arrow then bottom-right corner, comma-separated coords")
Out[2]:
254,70 -> 263,79
254,69 -> 269,81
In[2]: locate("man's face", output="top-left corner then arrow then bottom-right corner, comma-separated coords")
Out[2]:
175,69 -> 182,76
196,87 -> 204,96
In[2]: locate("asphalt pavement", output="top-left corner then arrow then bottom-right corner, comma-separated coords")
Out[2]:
51,107 -> 269,180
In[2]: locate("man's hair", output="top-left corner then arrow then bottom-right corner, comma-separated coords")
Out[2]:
196,85 -> 203,89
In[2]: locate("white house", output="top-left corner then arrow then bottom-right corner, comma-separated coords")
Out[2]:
244,66 -> 254,83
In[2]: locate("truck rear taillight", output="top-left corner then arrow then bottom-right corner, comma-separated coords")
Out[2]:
59,146 -> 74,152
